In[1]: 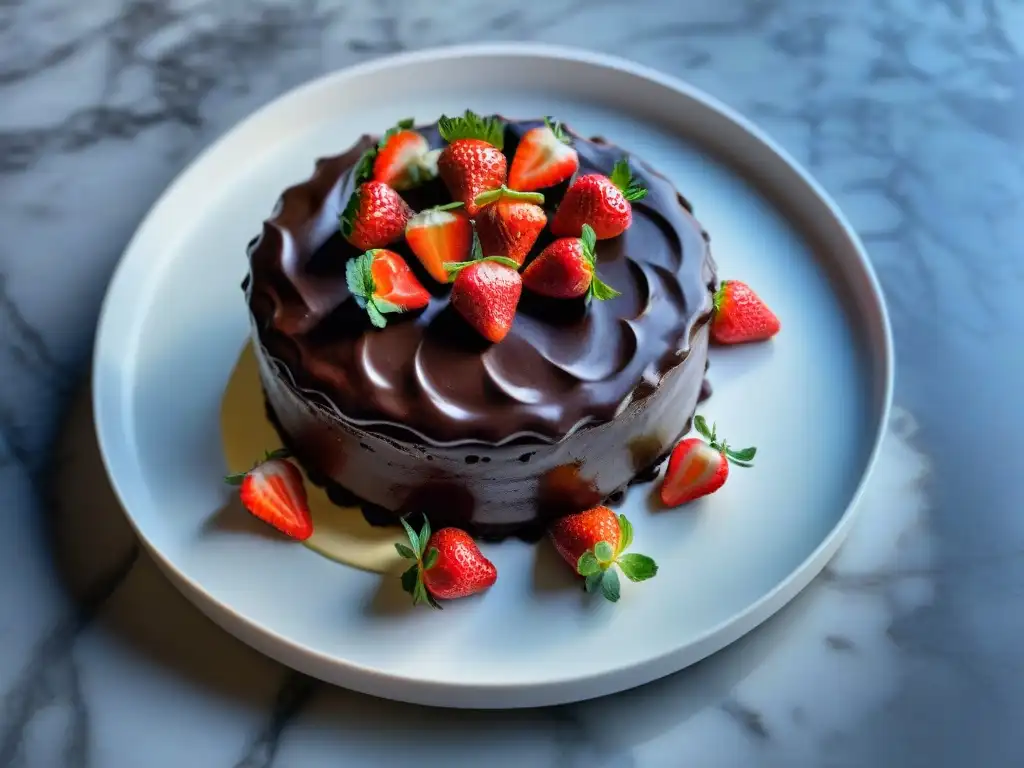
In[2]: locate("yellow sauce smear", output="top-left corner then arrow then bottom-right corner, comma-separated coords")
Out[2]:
220,344 -> 405,574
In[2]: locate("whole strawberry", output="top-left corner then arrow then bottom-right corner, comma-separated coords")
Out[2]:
437,110 -> 507,216
550,158 -> 647,240
548,507 -> 657,603
224,449 -> 313,541
396,517 -> 497,608
446,254 -> 523,343
371,118 -> 440,191
340,180 -> 413,251
711,280 -> 781,344
523,223 -> 620,301
473,185 -> 547,266
346,249 -> 430,328
508,117 -> 579,192
660,415 -> 756,507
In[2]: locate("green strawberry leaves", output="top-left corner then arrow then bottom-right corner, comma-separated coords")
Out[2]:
473,185 -> 545,209
378,117 -> 415,150
438,110 -> 505,150
693,414 -> 757,468
574,513 -> 658,603
609,158 -> 648,202
579,224 -> 621,303
223,448 -> 292,485
346,250 -> 406,329
444,255 -> 521,280
544,116 -> 571,145
396,516 -> 442,609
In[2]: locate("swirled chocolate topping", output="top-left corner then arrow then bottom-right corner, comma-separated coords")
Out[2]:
245,118 -> 715,446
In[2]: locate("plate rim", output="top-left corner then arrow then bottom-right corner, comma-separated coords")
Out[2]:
92,42 -> 895,708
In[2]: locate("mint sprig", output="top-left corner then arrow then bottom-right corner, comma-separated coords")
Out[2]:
579,224 -> 621,303
609,158 -> 648,202
345,250 -> 403,329
575,513 -> 657,603
693,415 -> 757,467
438,110 -> 505,150
396,516 -> 442,609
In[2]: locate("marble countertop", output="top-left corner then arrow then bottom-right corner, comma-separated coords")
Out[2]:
2,0 -> 1022,765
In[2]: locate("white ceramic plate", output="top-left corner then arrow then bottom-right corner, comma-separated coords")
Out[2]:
93,44 -> 892,709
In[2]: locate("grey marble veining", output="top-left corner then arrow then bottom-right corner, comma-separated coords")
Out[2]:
1,0 -> 1022,766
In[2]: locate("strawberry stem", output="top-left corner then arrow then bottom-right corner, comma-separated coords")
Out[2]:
444,255 -> 521,278
543,116 -> 571,145
609,158 -> 648,202
473,185 -> 545,209
437,110 -> 505,150
396,516 -> 441,610
692,415 -> 756,467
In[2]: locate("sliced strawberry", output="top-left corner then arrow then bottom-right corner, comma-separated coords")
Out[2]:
508,117 -> 580,192
372,118 -> 441,191
548,507 -> 657,603
437,110 -> 507,216
522,224 -> 620,301
446,254 -> 523,343
711,280 -> 781,344
404,202 -> 473,283
550,158 -> 647,240
224,449 -> 313,541
396,516 -> 497,608
660,416 -> 756,507
346,249 -> 430,328
340,180 -> 413,251
473,185 -> 547,266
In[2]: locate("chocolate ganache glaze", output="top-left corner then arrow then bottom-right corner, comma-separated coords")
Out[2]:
245,117 -> 717,540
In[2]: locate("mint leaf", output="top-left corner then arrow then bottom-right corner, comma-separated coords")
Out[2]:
600,568 -> 621,602
584,571 -> 603,594
727,446 -> 757,463
617,553 -> 658,582
594,541 -> 614,564
587,275 -> 620,303
400,564 -> 419,595
577,551 -> 600,576
617,514 -> 633,554
394,543 -> 416,559
399,517 -> 420,556
366,302 -> 387,329
419,518 -> 432,551
423,547 -> 439,570
580,224 -> 597,262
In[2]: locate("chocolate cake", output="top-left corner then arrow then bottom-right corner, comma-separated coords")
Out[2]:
243,116 -> 716,541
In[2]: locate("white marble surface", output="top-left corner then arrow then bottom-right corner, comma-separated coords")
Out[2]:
1,1 -> 1021,766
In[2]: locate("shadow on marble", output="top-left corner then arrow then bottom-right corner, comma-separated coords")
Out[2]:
46,381 -> 933,765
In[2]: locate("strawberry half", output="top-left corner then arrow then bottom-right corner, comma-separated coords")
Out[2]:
346,249 -> 430,328
405,202 -> 473,283
446,254 -> 523,343
522,223 -> 620,301
224,449 -> 313,541
711,280 -> 781,344
396,517 -> 497,608
550,157 -> 647,240
660,415 -> 756,507
437,110 -> 507,216
339,180 -> 413,251
371,118 -> 441,191
548,507 -> 657,603
508,117 -> 580,192
473,185 -> 547,266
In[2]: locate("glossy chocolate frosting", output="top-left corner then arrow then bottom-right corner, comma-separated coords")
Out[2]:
245,118 -> 715,447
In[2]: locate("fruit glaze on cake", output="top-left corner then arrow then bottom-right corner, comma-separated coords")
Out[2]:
244,112 -> 718,541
